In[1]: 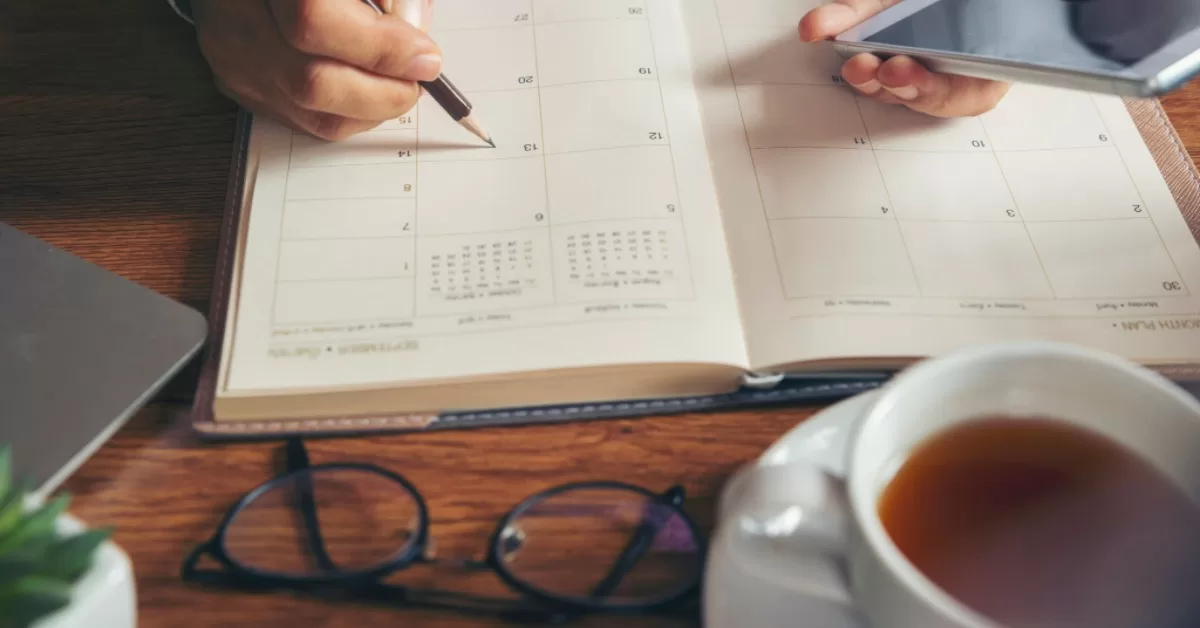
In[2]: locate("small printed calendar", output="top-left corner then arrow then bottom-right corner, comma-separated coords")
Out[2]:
556,219 -> 692,301
428,237 -> 538,293
416,231 -> 554,315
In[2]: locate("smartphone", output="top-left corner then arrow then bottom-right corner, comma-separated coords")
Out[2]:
832,0 -> 1200,97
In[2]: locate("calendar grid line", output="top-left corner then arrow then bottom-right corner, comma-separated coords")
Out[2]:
528,0 -> 559,308
643,0 -> 697,302
744,143 -> 1122,155
412,101 -> 422,318
285,142 -> 675,171
266,314 -> 692,344
282,217 -> 686,243
1087,94 -> 1191,298
281,235 -> 418,242
709,0 -> 791,302
268,298 -> 696,331
431,14 -> 648,34
269,132 -> 297,327
277,275 -> 416,284
766,215 -> 1163,225
283,197 -> 418,205
850,93 -> 925,298
786,296 -> 1197,304
975,104 -> 1059,299
455,76 -> 662,95
790,312 -> 1197,321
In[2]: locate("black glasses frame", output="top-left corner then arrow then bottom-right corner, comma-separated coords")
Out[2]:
181,439 -> 707,623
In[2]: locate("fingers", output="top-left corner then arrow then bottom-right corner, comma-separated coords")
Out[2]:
221,75 -> 384,141
841,53 -> 883,95
840,53 -> 904,106
874,55 -> 1010,117
840,53 -> 1009,116
799,0 -> 1011,117
267,0 -> 442,81
276,54 -> 424,122
799,0 -> 903,42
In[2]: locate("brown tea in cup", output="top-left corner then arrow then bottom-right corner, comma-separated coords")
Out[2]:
878,416 -> 1200,628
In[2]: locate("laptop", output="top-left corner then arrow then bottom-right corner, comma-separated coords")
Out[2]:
0,222 -> 208,498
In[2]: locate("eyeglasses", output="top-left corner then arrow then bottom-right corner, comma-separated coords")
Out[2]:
181,439 -> 706,623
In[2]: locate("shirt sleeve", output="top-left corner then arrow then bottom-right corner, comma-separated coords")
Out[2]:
167,0 -> 194,24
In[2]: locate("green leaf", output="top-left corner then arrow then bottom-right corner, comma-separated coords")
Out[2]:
35,528 -> 112,582
0,576 -> 72,628
0,494 -> 70,556
0,481 -> 30,542
0,553 -> 42,583
0,445 -> 10,497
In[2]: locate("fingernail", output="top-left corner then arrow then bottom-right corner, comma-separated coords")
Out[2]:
884,85 -> 919,100
406,54 -> 442,81
851,79 -> 882,94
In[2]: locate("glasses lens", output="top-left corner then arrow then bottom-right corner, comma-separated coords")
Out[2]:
222,467 -> 421,577
496,486 -> 700,606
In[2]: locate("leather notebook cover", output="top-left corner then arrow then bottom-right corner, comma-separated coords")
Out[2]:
189,99 -> 1200,440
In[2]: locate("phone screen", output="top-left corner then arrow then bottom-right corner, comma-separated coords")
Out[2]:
861,0 -> 1200,73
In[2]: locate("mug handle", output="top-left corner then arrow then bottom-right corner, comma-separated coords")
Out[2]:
705,462 -> 862,627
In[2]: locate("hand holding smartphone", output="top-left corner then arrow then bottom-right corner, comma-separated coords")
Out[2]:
830,0 -> 1200,99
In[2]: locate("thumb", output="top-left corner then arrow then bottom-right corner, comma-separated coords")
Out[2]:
876,55 -> 1009,117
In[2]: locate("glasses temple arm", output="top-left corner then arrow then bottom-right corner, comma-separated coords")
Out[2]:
587,518 -> 657,600
586,486 -> 690,601
285,439 -> 337,572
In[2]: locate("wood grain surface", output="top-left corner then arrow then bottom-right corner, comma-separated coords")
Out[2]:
4,1 -> 1200,627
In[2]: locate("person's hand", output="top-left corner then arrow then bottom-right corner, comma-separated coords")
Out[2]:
799,0 -> 1010,117
191,0 -> 441,140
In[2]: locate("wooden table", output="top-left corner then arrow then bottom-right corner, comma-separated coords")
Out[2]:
5,2 -> 1200,627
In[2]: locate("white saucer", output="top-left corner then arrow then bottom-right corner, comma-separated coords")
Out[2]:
704,390 -> 878,628
758,390 -> 877,474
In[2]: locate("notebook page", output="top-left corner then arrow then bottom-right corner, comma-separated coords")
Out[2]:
682,0 -> 1200,369
218,0 -> 747,395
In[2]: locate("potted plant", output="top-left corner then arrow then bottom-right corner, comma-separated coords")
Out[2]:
0,445 -> 136,628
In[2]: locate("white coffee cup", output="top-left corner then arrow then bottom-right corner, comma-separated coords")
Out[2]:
708,341 -> 1200,628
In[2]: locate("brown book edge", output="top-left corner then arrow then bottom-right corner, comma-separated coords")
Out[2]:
188,99 -> 1200,439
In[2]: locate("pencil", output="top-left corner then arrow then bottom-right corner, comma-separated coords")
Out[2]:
360,0 -> 495,147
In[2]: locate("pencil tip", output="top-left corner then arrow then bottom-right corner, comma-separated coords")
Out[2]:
460,114 -> 495,149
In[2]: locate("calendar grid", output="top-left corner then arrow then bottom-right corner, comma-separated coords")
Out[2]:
711,0 -> 1194,308
1085,95 -> 1191,297
268,1 -> 700,327
708,0 -> 791,301
642,0 -> 698,301
851,94 -> 926,298
975,106 -> 1059,299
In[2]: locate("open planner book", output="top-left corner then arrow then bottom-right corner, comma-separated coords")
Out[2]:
193,0 -> 1200,436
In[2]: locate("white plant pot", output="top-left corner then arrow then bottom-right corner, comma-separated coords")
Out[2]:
29,513 -> 137,628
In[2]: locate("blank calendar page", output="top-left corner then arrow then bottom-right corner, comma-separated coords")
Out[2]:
221,0 -> 748,394
683,0 -> 1200,369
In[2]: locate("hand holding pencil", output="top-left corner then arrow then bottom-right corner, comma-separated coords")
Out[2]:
361,0 -> 494,146
187,0 -> 492,144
